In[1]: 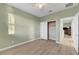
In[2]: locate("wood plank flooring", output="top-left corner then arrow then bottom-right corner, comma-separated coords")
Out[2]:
60,35 -> 73,47
0,39 -> 77,55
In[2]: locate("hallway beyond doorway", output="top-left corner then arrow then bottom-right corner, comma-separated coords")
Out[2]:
60,35 -> 73,47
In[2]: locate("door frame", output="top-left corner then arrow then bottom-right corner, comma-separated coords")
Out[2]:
73,12 -> 79,53
47,20 -> 57,40
59,13 -> 79,53
59,16 -> 74,42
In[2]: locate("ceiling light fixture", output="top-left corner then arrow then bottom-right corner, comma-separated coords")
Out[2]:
33,3 -> 47,9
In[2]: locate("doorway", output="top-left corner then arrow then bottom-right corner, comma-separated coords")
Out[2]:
60,18 -> 74,47
48,21 -> 56,41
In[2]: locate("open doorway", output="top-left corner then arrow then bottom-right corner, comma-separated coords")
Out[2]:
59,15 -> 78,54
61,18 -> 74,47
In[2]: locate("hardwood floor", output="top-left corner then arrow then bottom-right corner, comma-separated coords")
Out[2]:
60,35 -> 73,48
0,39 -> 77,55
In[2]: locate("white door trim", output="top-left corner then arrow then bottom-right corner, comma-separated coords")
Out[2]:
59,16 -> 74,42
47,19 -> 57,39
73,12 -> 79,53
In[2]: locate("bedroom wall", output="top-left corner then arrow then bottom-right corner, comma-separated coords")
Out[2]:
0,4 -> 40,49
40,4 -> 79,42
0,4 -> 9,49
0,3 -> 79,51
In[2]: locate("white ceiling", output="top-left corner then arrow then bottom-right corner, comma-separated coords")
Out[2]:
7,3 -> 78,17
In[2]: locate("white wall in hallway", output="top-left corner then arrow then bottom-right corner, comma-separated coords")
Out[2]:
40,21 -> 47,39
59,19 -> 64,42
72,13 -> 78,53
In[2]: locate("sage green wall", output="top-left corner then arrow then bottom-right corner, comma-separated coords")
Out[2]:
0,4 -> 40,49
0,3 -> 79,50
0,4 -> 10,49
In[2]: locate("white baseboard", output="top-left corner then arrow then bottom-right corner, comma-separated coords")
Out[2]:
0,39 -> 37,52
74,47 -> 78,54
56,40 -> 60,44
